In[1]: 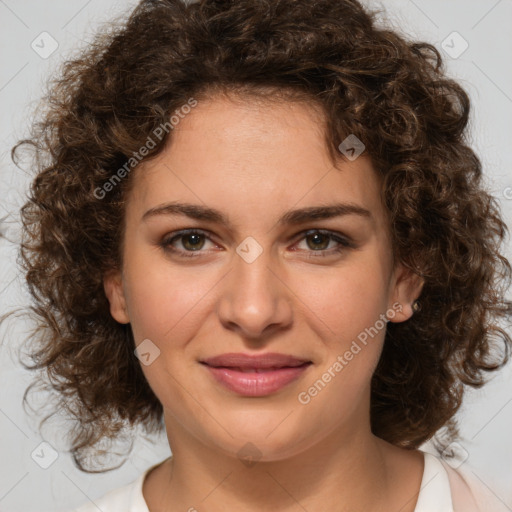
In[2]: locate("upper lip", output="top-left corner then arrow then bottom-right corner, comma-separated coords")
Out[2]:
200,352 -> 311,369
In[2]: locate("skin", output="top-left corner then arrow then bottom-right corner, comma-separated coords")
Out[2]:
104,93 -> 425,512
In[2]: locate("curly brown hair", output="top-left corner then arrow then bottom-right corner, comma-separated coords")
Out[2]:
8,0 -> 512,472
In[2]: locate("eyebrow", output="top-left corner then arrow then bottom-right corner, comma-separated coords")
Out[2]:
142,201 -> 372,229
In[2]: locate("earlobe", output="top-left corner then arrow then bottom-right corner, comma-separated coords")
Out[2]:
388,263 -> 424,323
103,269 -> 130,324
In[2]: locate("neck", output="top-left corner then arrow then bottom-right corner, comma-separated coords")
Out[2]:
146,422 -> 402,512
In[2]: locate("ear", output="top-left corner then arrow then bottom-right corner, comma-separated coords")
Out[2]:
103,269 -> 130,324
387,263 -> 424,323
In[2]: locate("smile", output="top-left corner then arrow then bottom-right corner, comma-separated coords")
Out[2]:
201,362 -> 312,396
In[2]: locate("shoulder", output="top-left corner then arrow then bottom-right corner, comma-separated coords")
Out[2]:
438,456 -> 510,512
67,468 -> 152,512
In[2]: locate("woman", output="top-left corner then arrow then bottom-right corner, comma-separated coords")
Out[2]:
10,0 -> 512,510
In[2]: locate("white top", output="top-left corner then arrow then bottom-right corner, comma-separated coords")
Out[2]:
69,452 -> 461,512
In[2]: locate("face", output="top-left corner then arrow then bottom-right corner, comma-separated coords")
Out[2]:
104,94 -> 423,461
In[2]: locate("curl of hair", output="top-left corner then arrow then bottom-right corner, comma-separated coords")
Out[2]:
9,0 -> 512,471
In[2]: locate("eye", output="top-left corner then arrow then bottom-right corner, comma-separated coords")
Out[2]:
160,229 -> 218,258
292,229 -> 354,258
160,228 -> 353,259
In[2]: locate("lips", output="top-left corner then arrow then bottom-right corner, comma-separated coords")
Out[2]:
200,352 -> 312,396
200,352 -> 311,370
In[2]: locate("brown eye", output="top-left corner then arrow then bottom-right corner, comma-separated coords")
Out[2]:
160,228 -> 353,260
160,229 -> 217,258
305,232 -> 331,251
294,229 -> 354,258
181,232 -> 206,251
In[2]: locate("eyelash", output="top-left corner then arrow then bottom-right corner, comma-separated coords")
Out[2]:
160,228 -> 354,259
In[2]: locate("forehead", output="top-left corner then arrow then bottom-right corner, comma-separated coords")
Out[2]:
128,95 -> 387,231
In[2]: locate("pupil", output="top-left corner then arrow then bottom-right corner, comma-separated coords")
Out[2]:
184,233 -> 204,250
308,233 -> 328,250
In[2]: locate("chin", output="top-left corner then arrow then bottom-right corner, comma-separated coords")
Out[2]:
204,422 -> 317,463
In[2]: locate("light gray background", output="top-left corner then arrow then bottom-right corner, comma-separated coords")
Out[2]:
1,1 -> 511,511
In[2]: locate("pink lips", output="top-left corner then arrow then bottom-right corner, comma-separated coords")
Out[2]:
200,352 -> 312,397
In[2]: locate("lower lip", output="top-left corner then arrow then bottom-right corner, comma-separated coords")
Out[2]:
202,363 -> 311,396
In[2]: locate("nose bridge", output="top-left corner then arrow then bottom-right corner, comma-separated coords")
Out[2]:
217,238 -> 292,337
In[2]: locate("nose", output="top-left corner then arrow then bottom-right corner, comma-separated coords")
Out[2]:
216,248 -> 293,341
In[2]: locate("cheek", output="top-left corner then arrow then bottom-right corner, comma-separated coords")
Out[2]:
295,266 -> 389,421
290,254 -> 390,399
293,256 -> 391,341
122,248 -> 217,342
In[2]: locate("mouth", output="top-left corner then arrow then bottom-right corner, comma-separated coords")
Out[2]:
199,353 -> 312,396
203,364 -> 310,373
200,352 -> 312,369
